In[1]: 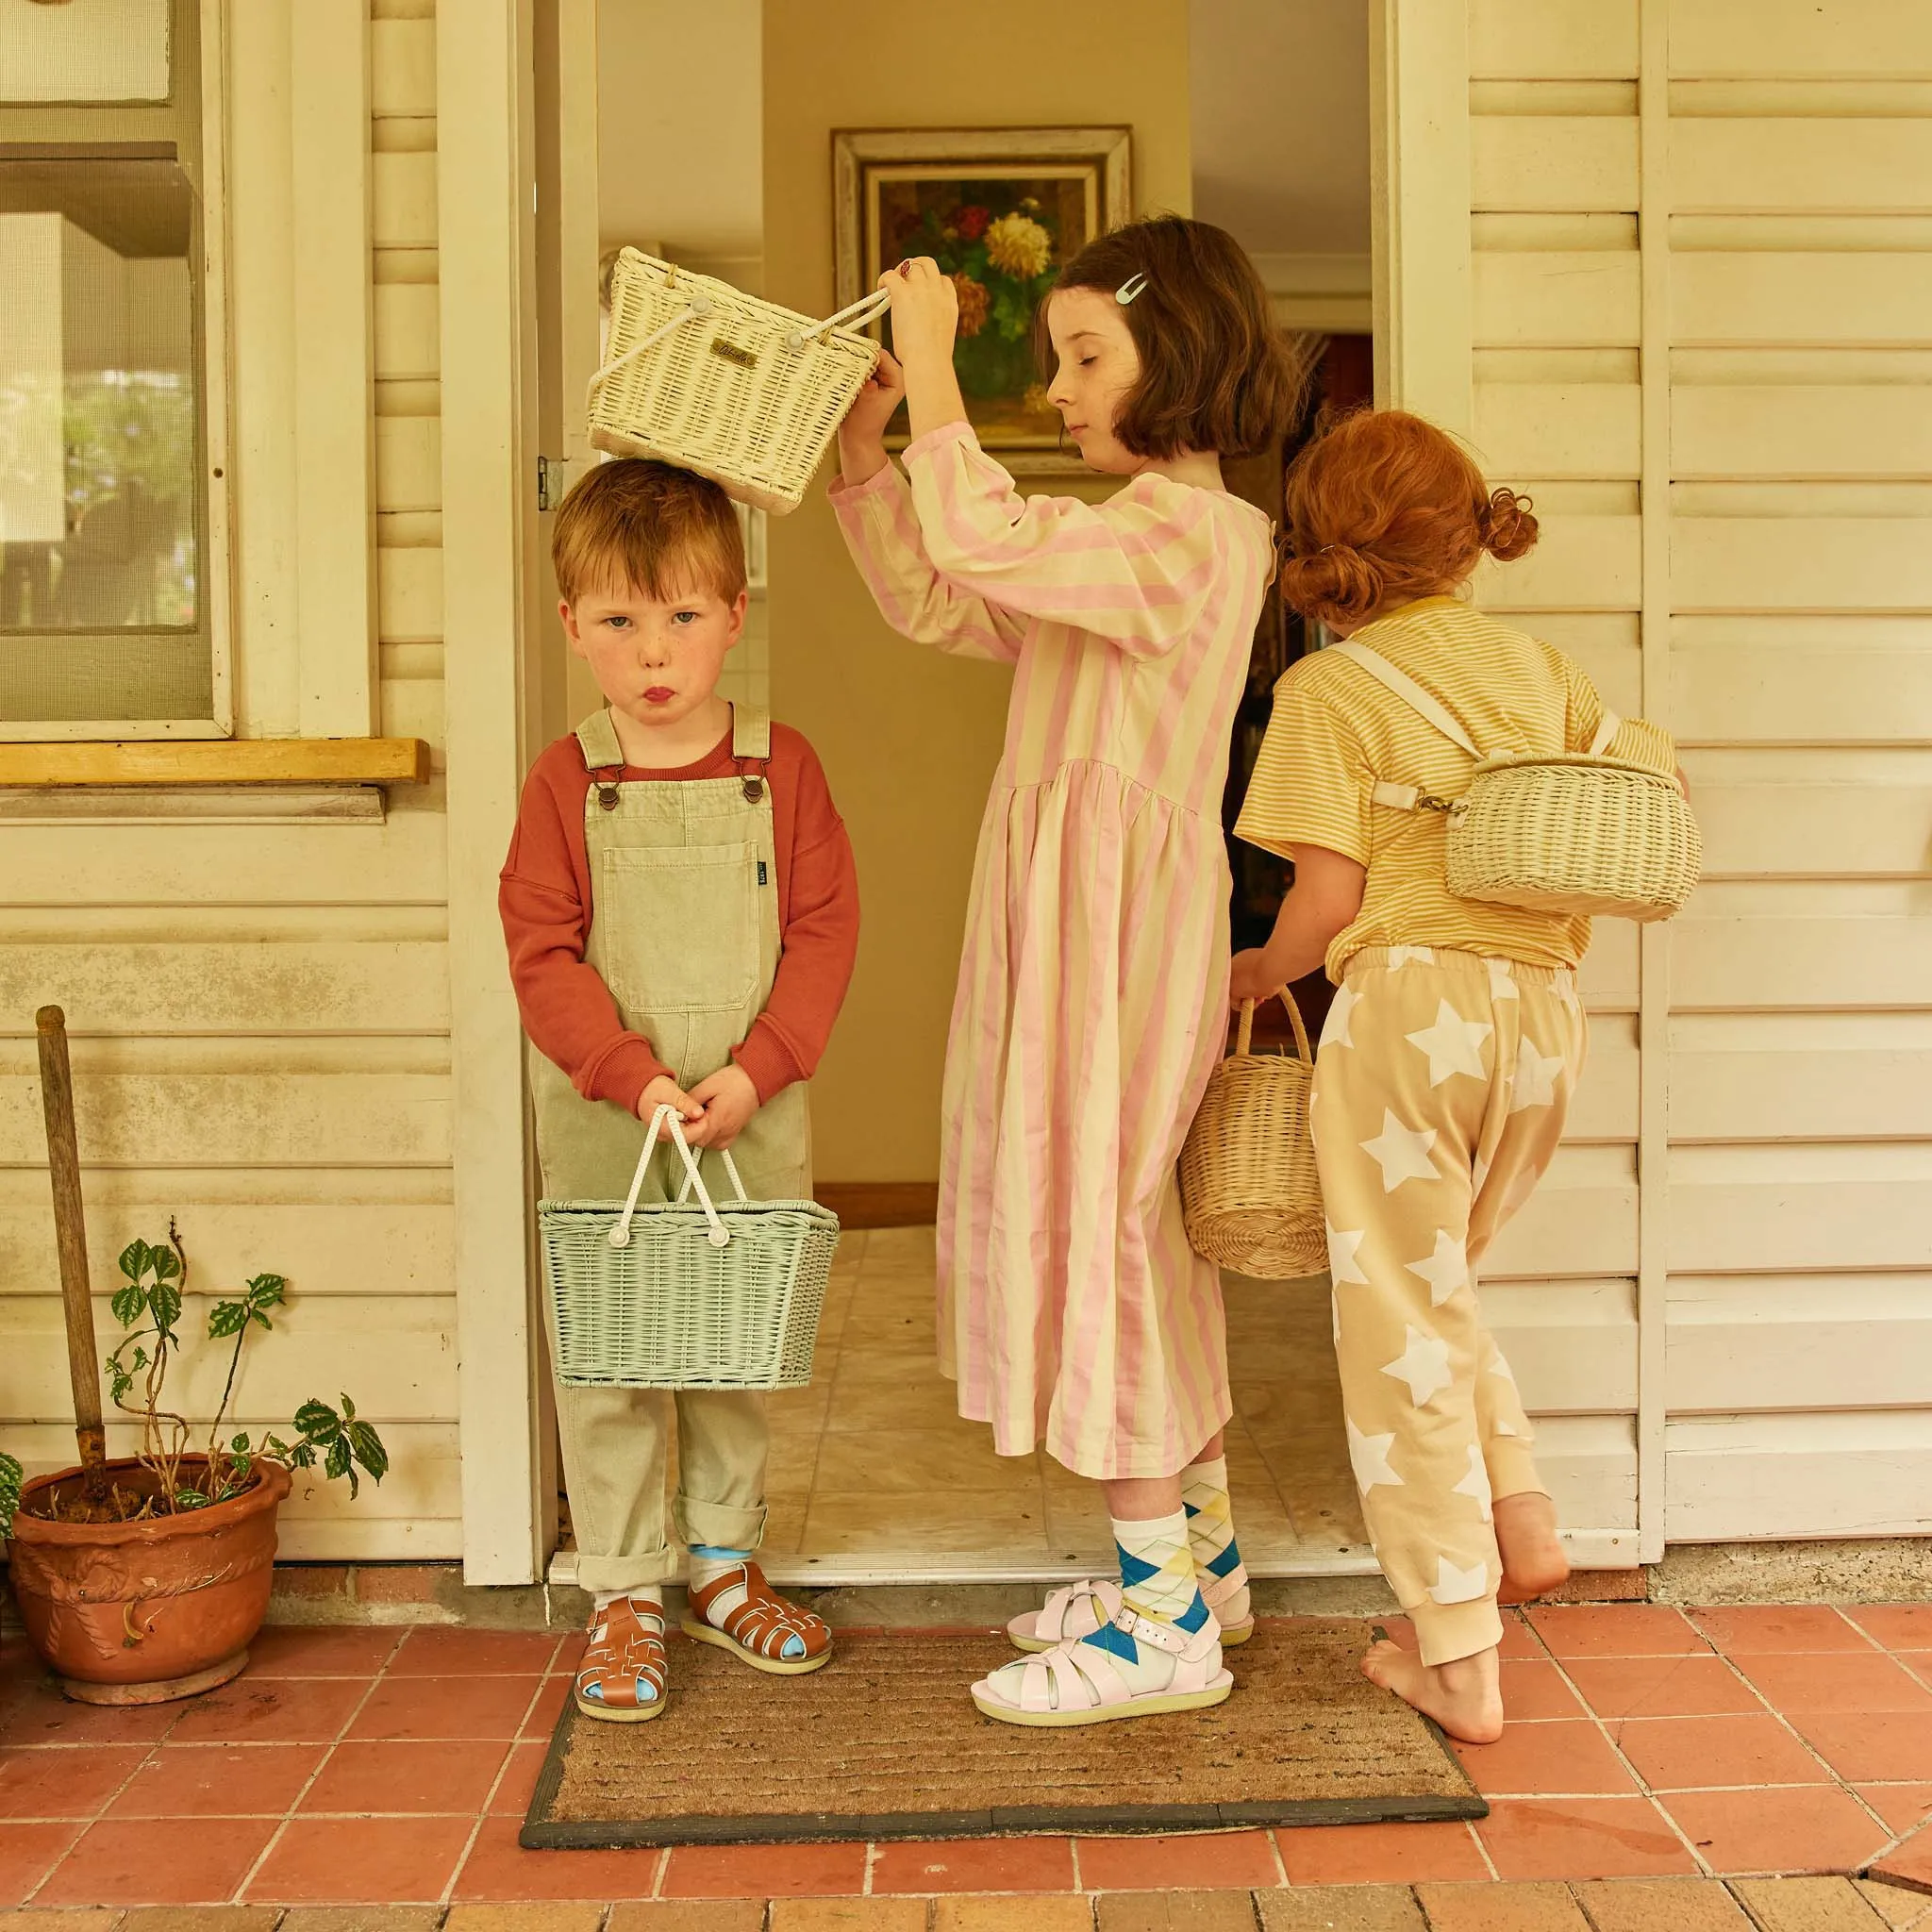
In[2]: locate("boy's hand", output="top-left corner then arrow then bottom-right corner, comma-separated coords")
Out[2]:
877,258 -> 958,375
1229,949 -> 1281,1011
638,1074 -> 703,1142
840,348 -> 907,459
684,1062 -> 760,1152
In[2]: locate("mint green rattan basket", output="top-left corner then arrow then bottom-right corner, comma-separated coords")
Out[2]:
540,1108 -> 841,1391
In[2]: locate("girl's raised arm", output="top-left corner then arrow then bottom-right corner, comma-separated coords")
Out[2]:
902,422 -> 1230,659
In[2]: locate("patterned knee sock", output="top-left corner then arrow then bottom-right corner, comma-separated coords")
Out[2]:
1182,1457 -> 1251,1630
1076,1509 -> 1211,1689
689,1543 -> 806,1660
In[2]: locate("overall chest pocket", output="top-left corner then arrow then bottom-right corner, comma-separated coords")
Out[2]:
598,841 -> 761,1018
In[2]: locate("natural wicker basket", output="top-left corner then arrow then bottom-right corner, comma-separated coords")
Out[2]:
540,1110 -> 841,1391
1447,752 -> 1702,922
587,251 -> 891,515
1179,991 -> 1327,1280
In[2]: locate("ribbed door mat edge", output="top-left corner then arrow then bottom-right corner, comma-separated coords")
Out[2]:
522,1619 -> 1485,1848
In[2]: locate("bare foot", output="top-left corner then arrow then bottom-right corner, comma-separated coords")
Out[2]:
1495,1491 -> 1570,1603
1362,1638 -> 1505,1743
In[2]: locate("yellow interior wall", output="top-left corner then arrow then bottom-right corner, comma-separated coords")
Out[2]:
760,0 -> 1192,1183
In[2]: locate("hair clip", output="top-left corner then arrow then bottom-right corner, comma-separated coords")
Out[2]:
1115,272 -> 1149,306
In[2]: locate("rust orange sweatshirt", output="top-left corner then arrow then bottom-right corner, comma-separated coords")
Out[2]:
499,722 -> 859,1115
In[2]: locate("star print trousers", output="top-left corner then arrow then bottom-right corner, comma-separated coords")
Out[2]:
1312,946 -> 1588,1665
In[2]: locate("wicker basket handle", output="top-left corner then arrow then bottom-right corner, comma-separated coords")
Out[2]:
675,1145 -> 749,1208
784,287 -> 892,351
1234,991 -> 1314,1065
584,297 -> 718,410
609,1108 -> 730,1251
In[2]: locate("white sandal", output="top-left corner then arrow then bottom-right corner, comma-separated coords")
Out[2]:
1008,1568 -> 1255,1653
974,1606 -> 1233,1727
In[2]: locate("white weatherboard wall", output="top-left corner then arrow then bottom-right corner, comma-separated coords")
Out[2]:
0,0 -> 460,1561
1393,0 -> 1932,1557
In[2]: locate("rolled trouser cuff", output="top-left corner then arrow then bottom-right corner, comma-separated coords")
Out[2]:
573,1545 -> 681,1593
675,1493 -> 767,1554
1409,1593 -> 1505,1666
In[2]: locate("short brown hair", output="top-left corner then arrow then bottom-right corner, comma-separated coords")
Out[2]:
551,458 -> 746,607
1278,408 -> 1539,630
1034,215 -> 1309,460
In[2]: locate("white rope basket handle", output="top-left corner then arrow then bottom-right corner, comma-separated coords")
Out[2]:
584,285 -> 893,413
609,1107 -> 730,1251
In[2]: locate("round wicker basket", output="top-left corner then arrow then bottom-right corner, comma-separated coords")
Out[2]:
1179,991 -> 1327,1280
1448,754 -> 1702,922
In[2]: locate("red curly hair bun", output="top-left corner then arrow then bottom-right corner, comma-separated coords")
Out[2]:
1278,408 -> 1538,630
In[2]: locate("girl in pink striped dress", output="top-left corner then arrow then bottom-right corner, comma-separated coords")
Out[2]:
832,218 -> 1306,1725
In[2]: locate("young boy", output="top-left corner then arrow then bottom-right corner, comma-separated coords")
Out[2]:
500,459 -> 859,1722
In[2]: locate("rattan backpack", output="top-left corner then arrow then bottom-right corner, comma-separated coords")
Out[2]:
1331,640 -> 1702,923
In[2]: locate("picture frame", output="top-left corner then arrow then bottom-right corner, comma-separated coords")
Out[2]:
832,125 -> 1132,473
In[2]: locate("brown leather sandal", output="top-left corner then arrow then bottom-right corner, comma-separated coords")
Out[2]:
681,1558 -> 832,1676
575,1593 -> 668,1722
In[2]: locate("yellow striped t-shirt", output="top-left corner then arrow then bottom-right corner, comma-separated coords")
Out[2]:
1234,595 -> 1678,980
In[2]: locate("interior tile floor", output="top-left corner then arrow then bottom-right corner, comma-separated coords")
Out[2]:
624,1225 -> 1373,1588
3,1603 -> 1930,1910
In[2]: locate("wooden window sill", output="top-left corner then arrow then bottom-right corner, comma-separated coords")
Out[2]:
0,739 -> 432,788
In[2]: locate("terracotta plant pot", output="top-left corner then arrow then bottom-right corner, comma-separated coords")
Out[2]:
7,1455 -> 291,1704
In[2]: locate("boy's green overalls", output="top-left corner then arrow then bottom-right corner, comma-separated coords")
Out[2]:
532,704 -> 809,1594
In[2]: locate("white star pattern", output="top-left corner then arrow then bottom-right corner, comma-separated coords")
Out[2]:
1346,1417 -> 1404,1494
1508,1036 -> 1565,1113
1405,1228 -> 1469,1307
1381,1324 -> 1453,1406
1452,1443 -> 1494,1522
1331,1291 -> 1342,1347
1326,1223 -> 1370,1286
1360,1111 -> 1439,1192
1389,945 -> 1436,970
1487,958 -> 1519,1001
1405,999 -> 1493,1087
1429,1556 -> 1491,1606
1491,1417 -> 1520,1437
1323,981 -> 1360,1049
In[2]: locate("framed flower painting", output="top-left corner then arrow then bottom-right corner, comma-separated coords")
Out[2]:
833,126 -> 1131,467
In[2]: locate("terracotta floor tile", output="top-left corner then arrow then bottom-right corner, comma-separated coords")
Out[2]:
1524,1607 -> 1708,1661
1848,1608 -> 1932,1653
1454,1720 -> 1639,1797
0,1822 -> 81,1907
1413,1878 -> 1590,1929
871,1836 -> 1076,1893
1274,1820 -> 1490,1885
105,1743 -> 325,1818
453,1817 -> 662,1902
1690,1607 -> 1874,1656
1737,1652 -> 1932,1715
245,1627 -> 405,1676
1607,1716 -> 1831,1791
660,1840 -> 869,1898
1501,1660 -> 1587,1723
1074,1829 -> 1279,1891
1659,1785 -> 1891,1876
521,1677 -> 571,1740
388,1630 -> 563,1677
1857,1784 -> 1932,1836
245,1814 -> 474,1904
0,1687 -> 179,1750
1564,1657 -> 1762,1721
345,1675 -> 541,1744
487,1741 -> 551,1818
164,1678 -> 368,1747
0,1747 -> 149,1820
1474,1797 -> 1697,1880
1869,1816 -> 1932,1895
35,1815 -> 278,1905
1791,1713 -> 1932,1785
297,1740 -> 510,1816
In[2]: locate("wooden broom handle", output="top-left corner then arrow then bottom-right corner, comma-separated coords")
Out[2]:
37,1006 -> 108,1496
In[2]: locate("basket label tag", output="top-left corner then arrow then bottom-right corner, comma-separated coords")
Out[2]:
710,338 -> 758,369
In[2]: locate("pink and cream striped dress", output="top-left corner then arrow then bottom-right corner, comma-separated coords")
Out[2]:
832,421 -> 1275,1480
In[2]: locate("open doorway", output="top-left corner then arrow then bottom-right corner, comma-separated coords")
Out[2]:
549,0 -> 1375,1588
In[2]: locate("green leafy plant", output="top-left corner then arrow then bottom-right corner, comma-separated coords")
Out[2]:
22,1218 -> 388,1525
0,1450 -> 22,1541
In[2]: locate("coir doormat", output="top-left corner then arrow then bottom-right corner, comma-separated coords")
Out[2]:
522,1619 -> 1484,1847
